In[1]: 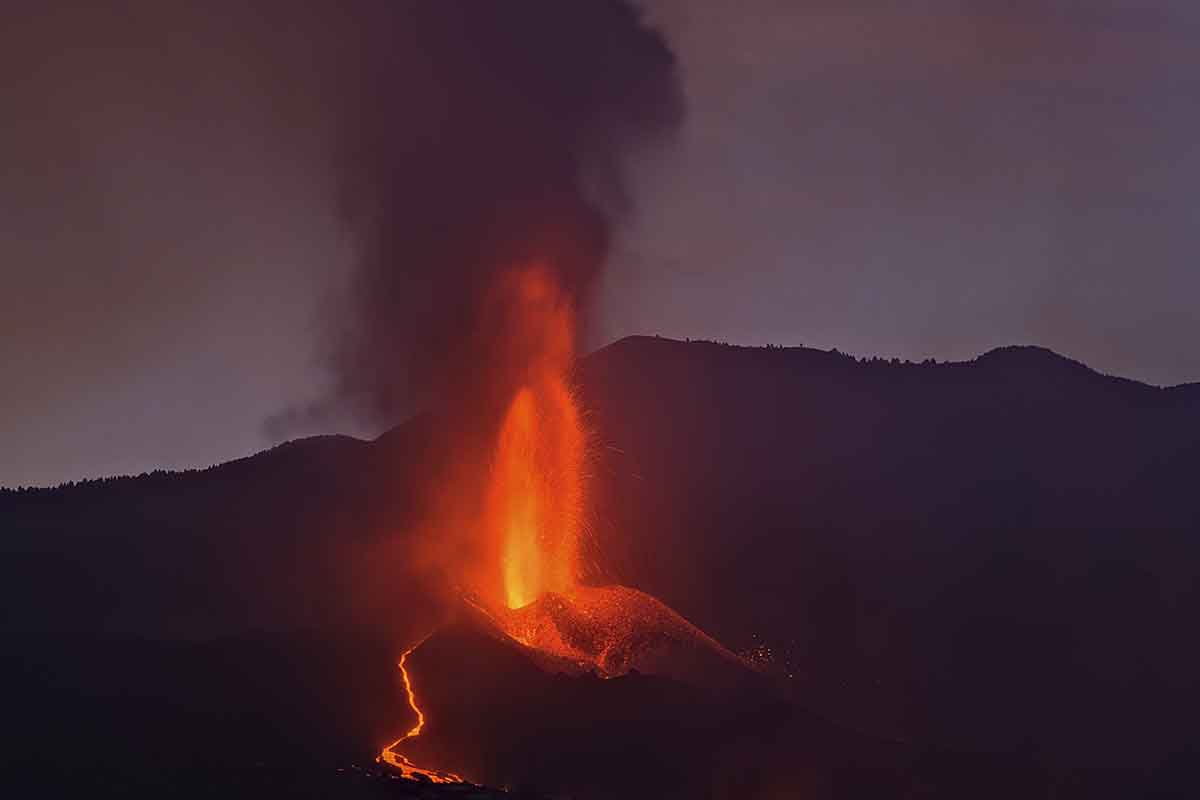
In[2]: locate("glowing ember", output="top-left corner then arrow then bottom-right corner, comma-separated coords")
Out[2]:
378,640 -> 464,783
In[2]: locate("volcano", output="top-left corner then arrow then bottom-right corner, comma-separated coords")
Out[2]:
379,601 -> 770,798
369,265 -> 782,786
10,337 -> 1190,797
380,584 -> 764,784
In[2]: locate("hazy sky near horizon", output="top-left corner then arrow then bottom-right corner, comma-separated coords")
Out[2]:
4,0 -> 1200,486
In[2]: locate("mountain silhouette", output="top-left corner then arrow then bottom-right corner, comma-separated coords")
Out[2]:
578,337 -> 1200,772
3,336 -> 1198,797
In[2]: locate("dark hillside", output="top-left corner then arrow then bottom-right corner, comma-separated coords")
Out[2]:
3,337 -> 1198,786
579,337 -> 1200,768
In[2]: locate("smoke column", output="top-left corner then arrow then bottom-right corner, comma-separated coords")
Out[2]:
327,0 -> 683,425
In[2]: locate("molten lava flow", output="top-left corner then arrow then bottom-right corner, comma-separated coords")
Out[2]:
378,640 -> 463,784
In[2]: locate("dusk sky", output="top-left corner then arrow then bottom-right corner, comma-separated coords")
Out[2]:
4,0 -> 1200,487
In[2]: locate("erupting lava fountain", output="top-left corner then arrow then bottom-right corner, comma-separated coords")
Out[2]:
379,265 -> 749,782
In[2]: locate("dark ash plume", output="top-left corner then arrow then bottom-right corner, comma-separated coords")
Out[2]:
327,0 -> 683,424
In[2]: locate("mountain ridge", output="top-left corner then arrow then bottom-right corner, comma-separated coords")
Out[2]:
8,335 -> 1193,494
3,334 -> 1198,783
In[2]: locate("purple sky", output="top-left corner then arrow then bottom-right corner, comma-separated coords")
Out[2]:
4,1 -> 1200,487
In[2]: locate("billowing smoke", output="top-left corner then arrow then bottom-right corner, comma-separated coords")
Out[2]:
328,0 -> 683,425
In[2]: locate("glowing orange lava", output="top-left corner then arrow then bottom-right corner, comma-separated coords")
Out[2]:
488,377 -> 585,610
380,264 -> 595,783
378,640 -> 464,783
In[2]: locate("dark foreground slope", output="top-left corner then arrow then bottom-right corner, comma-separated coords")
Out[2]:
384,617 -> 1055,800
3,337 -> 1199,795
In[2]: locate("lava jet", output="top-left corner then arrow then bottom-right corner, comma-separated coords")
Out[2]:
377,266 -> 760,788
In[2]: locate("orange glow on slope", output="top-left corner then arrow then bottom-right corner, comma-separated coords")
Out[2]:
378,641 -> 463,784
490,585 -> 742,678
